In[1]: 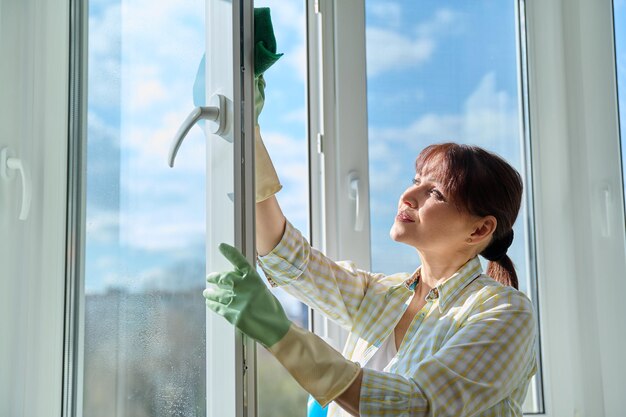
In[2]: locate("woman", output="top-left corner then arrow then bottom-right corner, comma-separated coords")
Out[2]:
204,44 -> 537,416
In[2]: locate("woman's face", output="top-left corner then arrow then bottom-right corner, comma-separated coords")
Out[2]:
390,168 -> 478,255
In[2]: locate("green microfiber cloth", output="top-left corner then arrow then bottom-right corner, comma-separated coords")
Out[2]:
254,7 -> 283,77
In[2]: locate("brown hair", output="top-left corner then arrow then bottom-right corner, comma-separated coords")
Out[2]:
415,143 -> 523,289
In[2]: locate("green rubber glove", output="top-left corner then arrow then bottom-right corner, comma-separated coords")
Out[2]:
204,243 -> 361,407
203,243 -> 291,348
254,74 -> 266,125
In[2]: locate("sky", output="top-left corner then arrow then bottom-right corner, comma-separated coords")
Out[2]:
84,0 -> 625,308
363,1 -> 528,286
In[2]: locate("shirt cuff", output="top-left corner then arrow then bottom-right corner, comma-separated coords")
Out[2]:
257,220 -> 311,287
359,368 -> 429,417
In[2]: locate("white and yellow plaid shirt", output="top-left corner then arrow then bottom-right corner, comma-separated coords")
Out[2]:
259,221 -> 538,417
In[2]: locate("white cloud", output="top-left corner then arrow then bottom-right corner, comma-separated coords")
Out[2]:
122,107 -> 207,175
86,209 -> 120,244
103,0 -> 206,120
368,2 -> 403,28
366,27 -> 434,77
262,132 -> 309,192
368,72 -> 521,194
136,258 -> 205,291
119,206 -> 204,251
88,127 -> 305,254
368,112 -> 461,167
282,41 -> 308,84
415,8 -> 461,37
366,8 -> 462,78
120,0 -> 203,54
88,111 -> 119,144
124,65 -> 169,113
368,158 -> 405,194
371,88 -> 425,109
86,200 -> 205,253
100,255 -> 205,293
95,255 -> 117,270
390,73 -> 516,148
462,73 -> 518,152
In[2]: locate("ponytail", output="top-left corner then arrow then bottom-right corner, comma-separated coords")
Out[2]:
481,229 -> 518,289
486,255 -> 518,290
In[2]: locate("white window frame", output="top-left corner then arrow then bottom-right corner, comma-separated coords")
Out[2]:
0,0 -> 70,416
204,1 -> 257,416
524,0 -> 626,416
306,0 -> 371,347
307,0 -> 626,416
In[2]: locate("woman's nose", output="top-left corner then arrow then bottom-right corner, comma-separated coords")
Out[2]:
401,183 -> 425,209
400,188 -> 418,209
403,199 -> 416,209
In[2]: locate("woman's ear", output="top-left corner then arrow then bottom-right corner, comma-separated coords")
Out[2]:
470,215 -> 497,244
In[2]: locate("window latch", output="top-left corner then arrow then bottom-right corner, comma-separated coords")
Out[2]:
168,93 -> 229,167
1,147 -> 31,221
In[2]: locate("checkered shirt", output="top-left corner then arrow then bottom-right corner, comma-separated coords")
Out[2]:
258,221 -> 538,417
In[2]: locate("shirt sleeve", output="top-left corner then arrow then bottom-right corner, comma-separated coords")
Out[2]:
257,220 -> 380,329
359,288 -> 538,416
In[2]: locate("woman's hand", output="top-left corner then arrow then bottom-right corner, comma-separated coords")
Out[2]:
203,243 -> 291,348
204,243 -> 362,411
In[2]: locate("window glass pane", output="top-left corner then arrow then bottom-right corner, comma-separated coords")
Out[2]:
254,1 -> 310,416
364,0 -> 541,412
84,0 -> 207,415
616,0 -> 626,200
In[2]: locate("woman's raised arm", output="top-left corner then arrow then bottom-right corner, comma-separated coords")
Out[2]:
256,195 -> 286,256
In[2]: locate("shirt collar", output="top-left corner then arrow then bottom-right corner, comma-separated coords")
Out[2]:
404,256 -> 483,313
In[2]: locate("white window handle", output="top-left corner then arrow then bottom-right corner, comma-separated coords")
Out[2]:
1,147 -> 31,221
348,171 -> 364,232
168,93 -> 228,167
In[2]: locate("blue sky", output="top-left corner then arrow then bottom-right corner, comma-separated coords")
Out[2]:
84,0 -> 625,305
362,1 -> 527,285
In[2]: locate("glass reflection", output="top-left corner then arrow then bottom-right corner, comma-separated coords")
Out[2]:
84,0 -> 206,415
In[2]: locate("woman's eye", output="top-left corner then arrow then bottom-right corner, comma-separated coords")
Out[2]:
429,189 -> 445,200
412,178 -> 420,186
